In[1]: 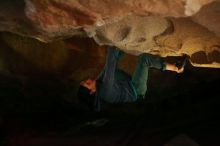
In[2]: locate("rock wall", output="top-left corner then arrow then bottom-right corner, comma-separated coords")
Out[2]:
0,0 -> 220,68
23,0 -> 218,41
0,32 -> 106,79
91,15 -> 220,67
0,0 -> 218,41
191,1 -> 220,38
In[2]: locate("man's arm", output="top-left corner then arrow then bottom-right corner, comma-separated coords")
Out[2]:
96,47 -> 124,81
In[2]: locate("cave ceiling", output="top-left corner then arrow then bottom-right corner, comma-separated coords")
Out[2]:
0,0 -> 220,68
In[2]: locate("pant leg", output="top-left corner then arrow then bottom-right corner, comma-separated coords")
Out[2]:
132,53 -> 164,97
95,47 -> 120,111
100,47 -> 122,95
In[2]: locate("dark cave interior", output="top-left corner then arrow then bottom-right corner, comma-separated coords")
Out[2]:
0,35 -> 220,146
0,0 -> 220,145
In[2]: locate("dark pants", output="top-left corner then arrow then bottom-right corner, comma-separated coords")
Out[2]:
100,47 -> 164,102
132,53 -> 164,96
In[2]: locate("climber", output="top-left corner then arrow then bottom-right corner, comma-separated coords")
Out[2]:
77,46 -> 184,111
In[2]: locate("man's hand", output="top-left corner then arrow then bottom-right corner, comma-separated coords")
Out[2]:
166,63 -> 184,73
176,66 -> 184,73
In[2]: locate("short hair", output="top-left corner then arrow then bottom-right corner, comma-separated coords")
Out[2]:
77,85 -> 96,110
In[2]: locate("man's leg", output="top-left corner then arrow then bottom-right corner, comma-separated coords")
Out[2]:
132,53 -> 164,98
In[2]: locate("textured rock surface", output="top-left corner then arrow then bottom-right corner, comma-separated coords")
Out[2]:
92,16 -> 170,54
191,1 -> 220,38
0,32 -> 106,94
0,0 -> 217,41
0,32 -> 106,80
0,0 -> 220,67
0,33 -> 105,77
92,15 -> 220,67
0,0 -> 36,38
23,0 -> 217,41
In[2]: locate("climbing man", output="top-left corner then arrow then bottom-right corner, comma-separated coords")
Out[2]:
77,46 -> 184,111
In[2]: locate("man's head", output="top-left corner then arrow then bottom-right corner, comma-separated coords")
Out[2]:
77,78 -> 97,109
80,78 -> 96,94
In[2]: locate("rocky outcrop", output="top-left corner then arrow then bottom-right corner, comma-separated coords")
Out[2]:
191,1 -> 220,38
0,0 -> 220,68
0,32 -> 106,80
91,15 -> 220,68
23,0 -> 217,41
0,0 -> 217,41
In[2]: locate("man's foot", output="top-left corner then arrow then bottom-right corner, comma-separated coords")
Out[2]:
176,54 -> 189,69
138,95 -> 145,99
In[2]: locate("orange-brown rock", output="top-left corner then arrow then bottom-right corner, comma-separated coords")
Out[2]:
191,1 -> 220,38
0,0 -> 220,68
0,0 -> 217,41
91,15 -> 220,68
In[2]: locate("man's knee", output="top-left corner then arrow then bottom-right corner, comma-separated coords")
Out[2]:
139,53 -> 161,68
139,53 -> 152,66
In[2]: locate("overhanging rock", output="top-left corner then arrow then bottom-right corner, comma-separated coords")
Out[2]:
0,0 -> 219,68
89,15 -> 220,68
